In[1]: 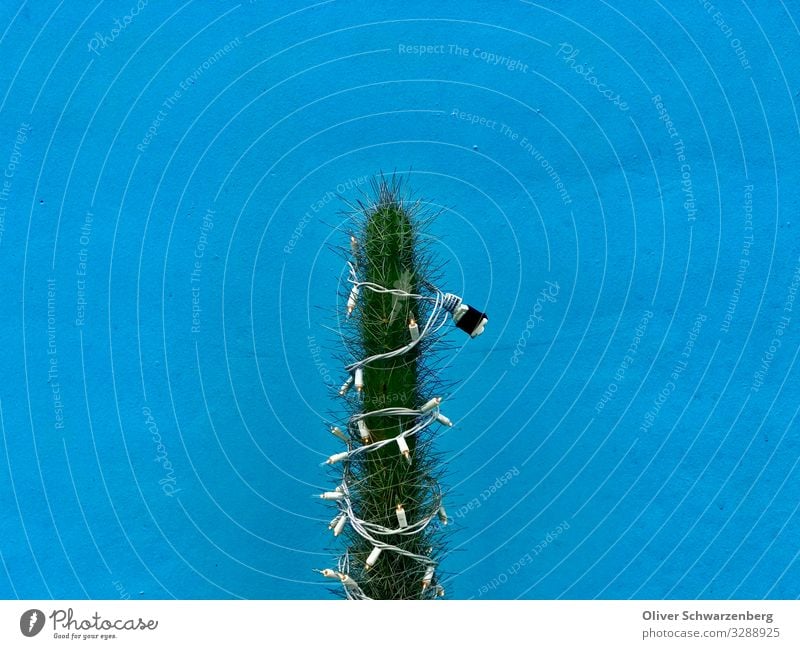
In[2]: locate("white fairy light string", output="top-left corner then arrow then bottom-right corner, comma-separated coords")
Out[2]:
315,235 -> 488,600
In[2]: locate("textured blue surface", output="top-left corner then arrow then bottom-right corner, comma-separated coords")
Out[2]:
0,1 -> 798,600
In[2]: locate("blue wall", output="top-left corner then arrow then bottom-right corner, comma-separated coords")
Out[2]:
0,1 -> 798,599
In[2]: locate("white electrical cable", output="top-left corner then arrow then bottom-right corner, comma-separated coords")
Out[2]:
343,263 -> 453,374
317,253 -> 456,599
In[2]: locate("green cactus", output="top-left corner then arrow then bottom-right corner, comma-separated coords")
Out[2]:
320,175 -> 448,600
351,181 -> 428,599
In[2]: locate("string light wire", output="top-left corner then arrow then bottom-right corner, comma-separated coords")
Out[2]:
316,236 -> 486,599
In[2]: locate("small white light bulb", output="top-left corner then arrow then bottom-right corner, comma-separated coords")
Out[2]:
325,451 -> 349,465
339,573 -> 358,589
365,546 -> 382,570
330,426 -> 348,443
421,565 -> 435,591
438,505 -> 449,526
396,436 -> 411,464
420,396 -> 441,413
354,367 -> 364,392
357,419 -> 370,443
338,375 -> 353,396
318,568 -> 338,579
408,316 -> 420,342
350,235 -> 358,256
396,504 -> 408,529
333,514 -> 347,536
436,413 -> 453,427
319,491 -> 344,501
346,285 -> 359,316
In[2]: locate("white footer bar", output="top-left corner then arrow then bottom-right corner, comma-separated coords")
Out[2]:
1,600 -> 796,648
